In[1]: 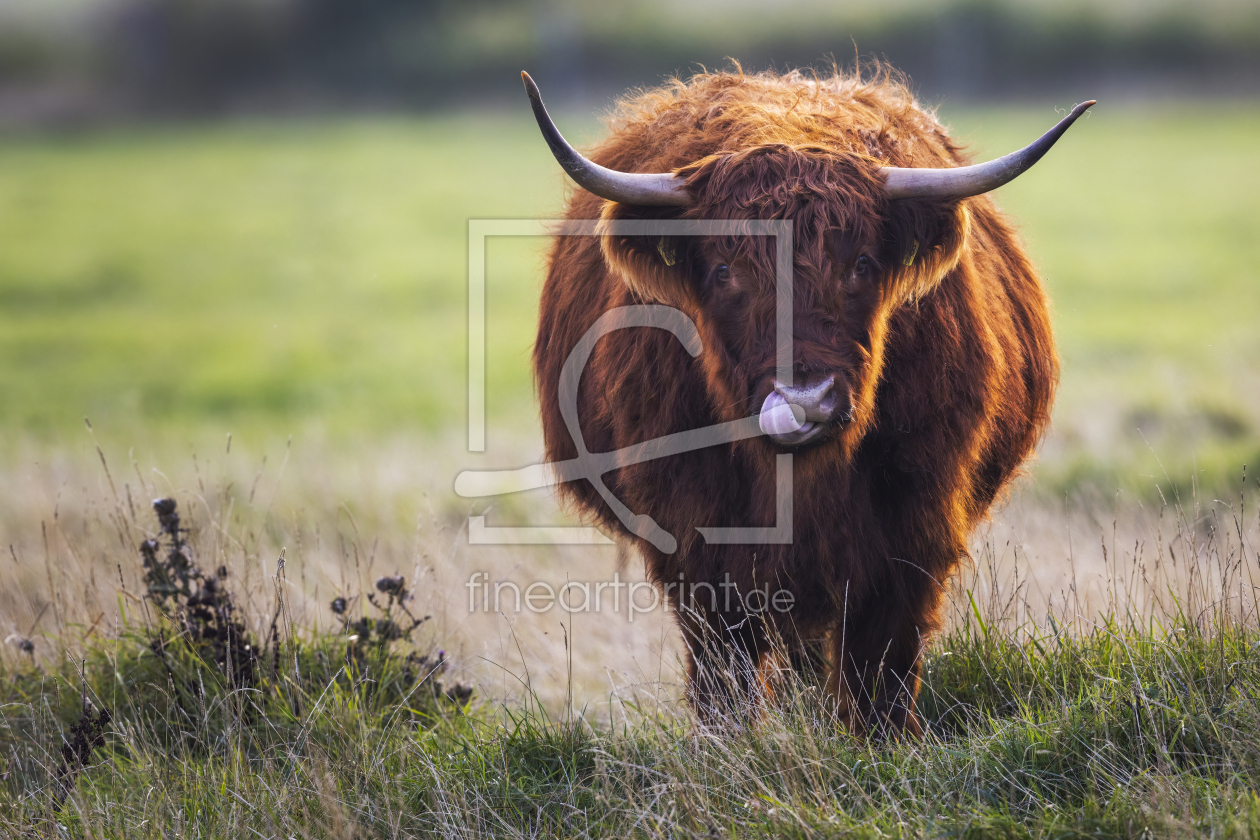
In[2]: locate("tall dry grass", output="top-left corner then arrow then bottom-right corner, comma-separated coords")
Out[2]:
3,433 -> 1257,712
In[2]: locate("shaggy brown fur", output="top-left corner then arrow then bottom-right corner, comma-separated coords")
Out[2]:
532,68 -> 1058,735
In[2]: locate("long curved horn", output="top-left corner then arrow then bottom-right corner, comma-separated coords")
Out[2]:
521,72 -> 691,206
881,100 -> 1096,200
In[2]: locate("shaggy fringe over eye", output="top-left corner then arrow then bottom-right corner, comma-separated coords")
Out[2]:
592,64 -> 975,303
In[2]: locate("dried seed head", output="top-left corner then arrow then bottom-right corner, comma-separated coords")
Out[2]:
330,597 -> 347,615
375,575 -> 406,595
152,498 -> 180,534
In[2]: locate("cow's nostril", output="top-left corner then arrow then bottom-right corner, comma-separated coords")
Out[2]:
818,387 -> 837,418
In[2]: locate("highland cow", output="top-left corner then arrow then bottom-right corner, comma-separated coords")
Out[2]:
522,67 -> 1092,735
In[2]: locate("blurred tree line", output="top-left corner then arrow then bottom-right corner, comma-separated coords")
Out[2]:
1,0 -> 1258,120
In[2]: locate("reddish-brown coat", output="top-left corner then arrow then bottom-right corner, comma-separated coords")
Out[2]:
532,68 -> 1058,734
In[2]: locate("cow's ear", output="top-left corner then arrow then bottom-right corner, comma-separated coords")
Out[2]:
882,198 -> 971,300
597,200 -> 695,305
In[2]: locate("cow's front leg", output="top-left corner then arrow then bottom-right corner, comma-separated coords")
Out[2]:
826,619 -> 923,737
787,636 -> 830,688
677,604 -> 767,731
827,578 -> 941,738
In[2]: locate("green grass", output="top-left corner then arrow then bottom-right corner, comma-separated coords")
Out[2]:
2,103 -> 1259,493
0,115 -> 562,446
4,589 -> 1259,836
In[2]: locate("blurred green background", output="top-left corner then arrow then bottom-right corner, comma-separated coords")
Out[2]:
1,0 -> 1258,499
3,0 -> 1260,117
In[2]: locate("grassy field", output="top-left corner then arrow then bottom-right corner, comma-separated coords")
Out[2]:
0,102 -> 1258,490
2,100 -> 1260,836
1,485 -> 1258,837
0,114 -> 557,446
10,624 -> 1260,838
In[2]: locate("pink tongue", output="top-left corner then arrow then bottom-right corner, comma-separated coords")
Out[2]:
759,391 -> 805,436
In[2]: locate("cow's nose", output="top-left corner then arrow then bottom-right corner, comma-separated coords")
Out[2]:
773,375 -> 837,423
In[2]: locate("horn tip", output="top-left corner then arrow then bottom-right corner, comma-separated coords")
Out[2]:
521,72 -> 547,115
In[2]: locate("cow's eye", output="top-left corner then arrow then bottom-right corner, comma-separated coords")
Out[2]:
854,255 -> 871,275
715,264 -> 731,282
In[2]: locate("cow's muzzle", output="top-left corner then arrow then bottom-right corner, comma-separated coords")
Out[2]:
758,375 -> 847,447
